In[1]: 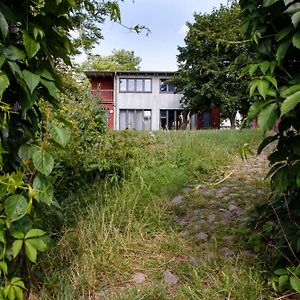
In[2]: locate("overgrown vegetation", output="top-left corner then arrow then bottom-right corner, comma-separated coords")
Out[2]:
0,0 -> 125,298
32,129 -> 266,299
240,0 -> 300,294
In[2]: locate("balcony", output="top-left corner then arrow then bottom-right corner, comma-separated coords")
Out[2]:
91,89 -> 114,104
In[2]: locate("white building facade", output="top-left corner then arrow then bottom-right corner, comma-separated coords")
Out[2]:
86,71 -> 185,131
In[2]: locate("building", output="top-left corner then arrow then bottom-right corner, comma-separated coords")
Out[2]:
85,70 -> 220,130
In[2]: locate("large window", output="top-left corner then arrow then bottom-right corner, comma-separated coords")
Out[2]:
119,109 -> 152,130
160,110 -> 184,130
160,79 -> 176,93
119,78 -> 152,93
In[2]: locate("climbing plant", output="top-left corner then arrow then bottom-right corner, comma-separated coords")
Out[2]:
240,0 -> 300,293
0,0 -> 124,298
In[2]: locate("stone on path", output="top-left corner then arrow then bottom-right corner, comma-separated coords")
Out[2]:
219,247 -> 235,257
195,232 -> 209,241
163,270 -> 179,286
131,272 -> 147,284
228,204 -> 239,212
171,195 -> 184,206
207,214 -> 216,223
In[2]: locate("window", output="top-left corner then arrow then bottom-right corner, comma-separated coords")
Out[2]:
120,79 -> 126,92
119,78 -> 152,93
160,110 -> 184,130
119,109 -> 152,130
144,79 -> 152,92
160,79 -> 176,93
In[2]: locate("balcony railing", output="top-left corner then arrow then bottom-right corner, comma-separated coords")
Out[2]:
91,89 -> 114,104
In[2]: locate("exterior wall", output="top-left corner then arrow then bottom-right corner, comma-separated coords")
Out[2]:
115,75 -> 182,130
89,77 -> 115,129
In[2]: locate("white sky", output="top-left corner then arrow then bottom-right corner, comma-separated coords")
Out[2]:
74,0 -> 229,71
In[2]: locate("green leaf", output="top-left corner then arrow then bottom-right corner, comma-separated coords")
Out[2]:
284,3 -> 300,14
290,276 -> 300,293
0,11 -> 8,40
11,231 -> 24,240
293,31 -> 300,49
39,69 -> 54,81
249,64 -> 258,76
13,286 -> 23,300
12,240 -> 23,258
25,229 -> 45,239
7,286 -> 15,300
258,103 -> 278,133
18,144 -> 40,160
40,78 -> 58,99
0,56 -> 5,68
0,229 -> 5,244
22,70 -> 40,94
281,84 -> 300,98
10,278 -> 25,288
47,124 -> 70,148
247,99 -> 270,120
259,61 -> 270,75
257,80 -> 270,99
281,91 -> 300,116
28,237 -> 48,252
276,26 -> 292,41
249,80 -> 258,97
7,61 -> 22,78
292,12 -> 300,28
0,72 -> 9,98
32,150 -> 54,176
265,76 -> 278,89
279,275 -> 289,287
276,40 -> 290,64
24,240 -> 37,263
284,0 -> 294,5
0,261 -> 7,274
23,30 -> 40,59
32,26 -> 44,39
263,0 -> 280,7
5,195 -> 28,222
297,172 -> 300,188
3,46 -> 26,61
32,175 -> 53,205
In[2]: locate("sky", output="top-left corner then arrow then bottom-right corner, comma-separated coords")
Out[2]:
75,0 -> 229,71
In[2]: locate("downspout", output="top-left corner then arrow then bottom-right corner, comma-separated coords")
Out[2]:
114,71 -> 117,130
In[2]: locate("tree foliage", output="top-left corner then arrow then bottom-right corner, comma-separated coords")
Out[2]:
172,1 -> 253,126
240,0 -> 300,292
81,48 -> 142,71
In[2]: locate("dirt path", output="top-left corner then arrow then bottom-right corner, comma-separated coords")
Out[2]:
172,152 -> 270,261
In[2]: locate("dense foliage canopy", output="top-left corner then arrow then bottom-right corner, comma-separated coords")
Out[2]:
172,2 -> 253,126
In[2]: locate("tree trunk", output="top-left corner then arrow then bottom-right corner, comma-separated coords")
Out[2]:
229,115 -> 236,129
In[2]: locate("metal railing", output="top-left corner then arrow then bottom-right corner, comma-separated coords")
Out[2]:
91,89 -> 114,104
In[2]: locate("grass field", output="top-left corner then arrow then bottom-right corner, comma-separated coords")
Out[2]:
33,129 -> 273,300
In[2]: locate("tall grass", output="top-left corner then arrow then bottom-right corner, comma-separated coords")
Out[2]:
35,129 -> 267,299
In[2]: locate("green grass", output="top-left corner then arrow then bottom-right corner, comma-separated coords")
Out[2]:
33,129 -> 273,300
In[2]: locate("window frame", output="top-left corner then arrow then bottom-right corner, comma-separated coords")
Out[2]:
119,78 -> 152,93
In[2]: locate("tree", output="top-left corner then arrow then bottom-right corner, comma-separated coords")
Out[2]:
172,2 -> 253,128
240,0 -> 300,290
81,49 -> 142,71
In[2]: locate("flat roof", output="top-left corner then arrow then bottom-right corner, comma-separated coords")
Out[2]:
85,70 -> 176,78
